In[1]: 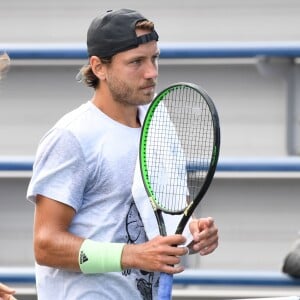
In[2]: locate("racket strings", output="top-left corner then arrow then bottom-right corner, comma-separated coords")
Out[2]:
144,85 -> 215,213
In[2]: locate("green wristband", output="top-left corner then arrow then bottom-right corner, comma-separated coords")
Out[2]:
78,239 -> 125,274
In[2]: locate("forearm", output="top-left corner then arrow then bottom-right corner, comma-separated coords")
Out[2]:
35,229 -> 125,273
35,233 -> 189,275
34,230 -> 83,271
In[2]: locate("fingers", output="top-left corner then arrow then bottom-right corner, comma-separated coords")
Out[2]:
161,244 -> 188,258
199,240 -> 218,256
189,217 -> 214,237
188,217 -> 219,255
0,53 -> 10,79
187,232 -> 218,255
190,217 -> 217,239
0,283 -> 16,295
0,283 -> 15,294
122,235 -> 189,275
194,233 -> 219,255
161,263 -> 185,274
0,295 -> 17,300
0,296 -> 18,300
154,235 -> 189,267
157,241 -> 188,274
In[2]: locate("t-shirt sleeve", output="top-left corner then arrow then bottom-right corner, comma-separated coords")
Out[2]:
27,128 -> 88,211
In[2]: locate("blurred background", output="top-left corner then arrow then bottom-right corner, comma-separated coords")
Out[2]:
1,0 -> 300,299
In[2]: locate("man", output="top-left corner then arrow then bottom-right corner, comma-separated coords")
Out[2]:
27,9 -> 218,299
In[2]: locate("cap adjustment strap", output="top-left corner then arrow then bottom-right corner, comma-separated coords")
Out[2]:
137,31 -> 159,45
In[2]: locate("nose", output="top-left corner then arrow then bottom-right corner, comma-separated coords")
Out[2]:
144,60 -> 158,80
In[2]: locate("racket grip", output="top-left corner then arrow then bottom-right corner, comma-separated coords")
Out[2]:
158,272 -> 173,300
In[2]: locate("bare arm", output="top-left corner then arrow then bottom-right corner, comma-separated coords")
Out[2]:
34,195 -> 188,274
34,195 -> 83,271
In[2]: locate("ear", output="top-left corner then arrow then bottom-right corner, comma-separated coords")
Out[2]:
89,56 -> 107,81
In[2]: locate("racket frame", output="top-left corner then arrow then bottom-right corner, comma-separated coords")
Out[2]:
139,82 -> 220,236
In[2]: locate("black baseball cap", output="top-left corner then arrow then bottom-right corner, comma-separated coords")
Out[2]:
87,8 -> 159,58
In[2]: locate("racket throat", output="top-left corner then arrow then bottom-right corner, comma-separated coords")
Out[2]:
156,210 -> 167,236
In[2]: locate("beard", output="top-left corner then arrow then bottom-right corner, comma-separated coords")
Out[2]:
106,72 -> 156,107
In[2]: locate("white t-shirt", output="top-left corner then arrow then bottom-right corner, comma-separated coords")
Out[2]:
27,101 -> 160,300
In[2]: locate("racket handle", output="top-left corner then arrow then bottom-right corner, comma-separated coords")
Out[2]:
158,272 -> 173,300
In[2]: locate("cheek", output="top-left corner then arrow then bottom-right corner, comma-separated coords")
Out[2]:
112,67 -> 137,82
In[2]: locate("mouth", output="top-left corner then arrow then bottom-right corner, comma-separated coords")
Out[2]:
141,83 -> 156,92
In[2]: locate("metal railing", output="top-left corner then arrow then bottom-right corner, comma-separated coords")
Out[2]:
2,41 -> 300,59
1,156 -> 300,172
1,41 -> 300,155
1,267 -> 300,300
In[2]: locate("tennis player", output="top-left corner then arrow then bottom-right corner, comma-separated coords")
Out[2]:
27,8 -> 219,299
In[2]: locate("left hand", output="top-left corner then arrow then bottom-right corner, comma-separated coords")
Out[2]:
187,217 -> 218,255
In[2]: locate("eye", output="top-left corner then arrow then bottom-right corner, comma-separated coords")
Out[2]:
152,54 -> 159,64
131,58 -> 142,65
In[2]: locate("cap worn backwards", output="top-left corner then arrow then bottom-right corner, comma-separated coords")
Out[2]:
87,8 -> 159,58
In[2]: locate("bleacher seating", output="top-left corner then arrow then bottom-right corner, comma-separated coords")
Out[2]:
1,1 -> 300,298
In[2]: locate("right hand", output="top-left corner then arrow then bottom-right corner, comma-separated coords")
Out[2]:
121,234 -> 189,274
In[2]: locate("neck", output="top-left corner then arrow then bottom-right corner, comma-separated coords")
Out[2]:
91,91 -> 140,128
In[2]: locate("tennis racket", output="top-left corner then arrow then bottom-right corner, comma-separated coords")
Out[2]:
139,82 -> 220,300
0,53 -> 10,80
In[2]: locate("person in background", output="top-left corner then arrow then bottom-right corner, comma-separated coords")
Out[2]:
282,236 -> 300,278
0,54 -> 17,300
26,8 -> 219,299
0,53 -> 10,79
0,283 -> 17,300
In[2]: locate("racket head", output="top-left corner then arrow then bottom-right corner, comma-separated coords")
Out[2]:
140,82 -> 220,216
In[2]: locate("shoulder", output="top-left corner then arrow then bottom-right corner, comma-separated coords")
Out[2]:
55,102 -> 94,130
43,101 -> 103,145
